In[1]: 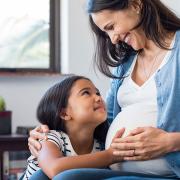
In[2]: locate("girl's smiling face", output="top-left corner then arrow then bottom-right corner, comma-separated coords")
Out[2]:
64,79 -> 107,127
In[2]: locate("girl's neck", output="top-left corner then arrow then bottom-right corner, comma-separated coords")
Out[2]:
67,127 -> 95,155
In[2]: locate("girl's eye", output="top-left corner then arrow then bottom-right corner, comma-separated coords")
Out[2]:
96,91 -> 101,96
82,91 -> 90,95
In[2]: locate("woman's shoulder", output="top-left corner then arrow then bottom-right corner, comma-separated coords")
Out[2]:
174,30 -> 180,47
113,54 -> 136,77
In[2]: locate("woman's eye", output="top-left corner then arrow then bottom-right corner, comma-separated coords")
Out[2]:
107,25 -> 114,31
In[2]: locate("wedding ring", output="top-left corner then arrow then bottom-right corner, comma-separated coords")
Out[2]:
133,149 -> 136,156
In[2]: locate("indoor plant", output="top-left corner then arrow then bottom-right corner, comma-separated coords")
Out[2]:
0,96 -> 12,134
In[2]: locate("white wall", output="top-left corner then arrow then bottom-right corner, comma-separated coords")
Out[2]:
0,0 -> 109,133
161,0 -> 180,17
0,75 -> 68,132
61,0 -> 109,90
0,0 -> 179,133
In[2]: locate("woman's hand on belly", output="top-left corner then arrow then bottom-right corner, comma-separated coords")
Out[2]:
109,128 -> 135,162
111,127 -> 172,161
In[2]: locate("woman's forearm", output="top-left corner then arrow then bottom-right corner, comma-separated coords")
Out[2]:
168,132 -> 180,152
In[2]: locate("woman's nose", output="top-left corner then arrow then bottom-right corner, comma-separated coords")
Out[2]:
109,33 -> 119,44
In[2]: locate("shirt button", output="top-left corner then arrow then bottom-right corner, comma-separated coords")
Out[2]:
157,82 -> 161,87
171,162 -> 175,167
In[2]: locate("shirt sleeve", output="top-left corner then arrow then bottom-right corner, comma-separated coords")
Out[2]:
106,67 -> 119,124
46,130 -> 62,149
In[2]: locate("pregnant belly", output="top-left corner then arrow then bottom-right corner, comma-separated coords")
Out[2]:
105,107 -> 173,176
105,107 -> 157,149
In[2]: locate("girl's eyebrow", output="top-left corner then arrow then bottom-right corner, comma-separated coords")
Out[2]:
78,87 -> 99,94
78,87 -> 91,94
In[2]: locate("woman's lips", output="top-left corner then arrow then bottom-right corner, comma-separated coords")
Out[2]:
123,33 -> 131,45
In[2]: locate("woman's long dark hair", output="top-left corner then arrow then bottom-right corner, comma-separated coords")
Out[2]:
37,75 -> 109,143
87,0 -> 180,78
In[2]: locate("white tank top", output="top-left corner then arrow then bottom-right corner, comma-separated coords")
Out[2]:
105,42 -> 175,176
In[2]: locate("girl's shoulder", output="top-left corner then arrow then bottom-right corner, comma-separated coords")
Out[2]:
46,130 -> 68,150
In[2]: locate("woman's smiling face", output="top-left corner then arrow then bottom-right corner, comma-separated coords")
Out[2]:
91,6 -> 146,51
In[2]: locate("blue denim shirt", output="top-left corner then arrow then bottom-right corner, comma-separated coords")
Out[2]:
106,31 -> 180,177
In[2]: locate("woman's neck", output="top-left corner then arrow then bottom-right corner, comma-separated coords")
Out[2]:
142,31 -> 175,59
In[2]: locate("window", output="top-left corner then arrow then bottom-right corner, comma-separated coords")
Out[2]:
0,0 -> 60,73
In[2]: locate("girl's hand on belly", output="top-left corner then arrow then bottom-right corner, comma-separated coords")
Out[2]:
111,127 -> 172,161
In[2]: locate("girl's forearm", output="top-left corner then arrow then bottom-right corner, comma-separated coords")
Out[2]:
39,149 -> 114,179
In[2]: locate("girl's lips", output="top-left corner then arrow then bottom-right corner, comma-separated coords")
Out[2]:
94,105 -> 105,111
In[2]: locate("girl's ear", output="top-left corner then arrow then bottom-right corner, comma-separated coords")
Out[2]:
60,109 -> 72,121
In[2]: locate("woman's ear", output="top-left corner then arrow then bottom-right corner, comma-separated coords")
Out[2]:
60,109 -> 72,121
130,0 -> 142,14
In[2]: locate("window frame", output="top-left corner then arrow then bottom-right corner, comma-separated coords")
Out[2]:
0,0 -> 61,74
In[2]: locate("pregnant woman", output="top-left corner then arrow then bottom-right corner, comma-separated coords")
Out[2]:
27,0 -> 180,179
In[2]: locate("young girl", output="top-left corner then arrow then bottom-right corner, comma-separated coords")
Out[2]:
23,75 -> 125,180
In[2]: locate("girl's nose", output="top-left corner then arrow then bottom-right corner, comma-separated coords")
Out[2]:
94,94 -> 102,102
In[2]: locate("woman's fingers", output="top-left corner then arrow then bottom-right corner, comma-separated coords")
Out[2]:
27,125 -> 50,157
30,125 -> 49,140
39,124 -> 50,133
28,137 -> 42,150
123,152 -> 152,161
128,127 -> 145,136
111,127 -> 170,161
112,146 -> 152,160
112,128 -> 125,141
113,136 -> 138,143
113,149 -> 135,157
111,142 -> 140,150
28,142 -> 39,158
123,156 -> 144,161
29,130 -> 46,140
